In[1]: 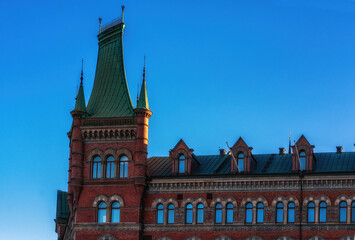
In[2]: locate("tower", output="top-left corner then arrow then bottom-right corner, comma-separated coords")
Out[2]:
65,8 -> 152,240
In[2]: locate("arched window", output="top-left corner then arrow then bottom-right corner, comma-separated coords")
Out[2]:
215,203 -> 222,224
98,202 -> 107,223
237,153 -> 244,172
256,202 -> 264,223
186,204 -> 193,224
111,202 -> 120,223
197,203 -> 204,224
226,203 -> 234,223
93,156 -> 102,178
308,202 -> 315,223
106,156 -> 115,178
287,202 -> 295,223
119,155 -> 129,178
178,155 -> 186,174
168,204 -> 175,224
299,151 -> 306,170
276,202 -> 284,223
339,201 -> 347,223
156,204 -> 164,224
352,201 -> 355,222
245,202 -> 253,223
319,201 -> 327,223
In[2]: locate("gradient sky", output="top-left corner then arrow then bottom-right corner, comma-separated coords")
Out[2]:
0,0 -> 355,239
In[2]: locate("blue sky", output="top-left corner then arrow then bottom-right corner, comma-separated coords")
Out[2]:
0,0 -> 355,239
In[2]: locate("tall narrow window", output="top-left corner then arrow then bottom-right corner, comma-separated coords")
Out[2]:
93,156 -> 101,178
299,151 -> 306,170
256,202 -> 264,223
226,203 -> 234,223
98,202 -> 107,223
319,201 -> 327,223
197,203 -> 204,224
111,202 -> 120,223
106,156 -> 115,178
352,201 -> 355,222
215,203 -> 222,224
308,202 -> 315,223
339,201 -> 347,223
156,204 -> 164,224
168,204 -> 175,224
276,202 -> 284,223
120,155 -> 129,178
288,202 -> 295,223
237,153 -> 244,172
186,204 -> 193,224
178,155 -> 186,174
245,203 -> 253,223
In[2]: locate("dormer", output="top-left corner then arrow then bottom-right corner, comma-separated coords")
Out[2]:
230,137 -> 254,173
170,139 -> 197,175
292,135 -> 315,172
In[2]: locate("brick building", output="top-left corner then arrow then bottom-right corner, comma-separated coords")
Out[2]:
55,10 -> 355,240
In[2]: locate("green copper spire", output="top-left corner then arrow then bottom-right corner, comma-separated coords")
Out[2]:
73,60 -> 87,113
137,58 -> 149,110
86,11 -> 135,118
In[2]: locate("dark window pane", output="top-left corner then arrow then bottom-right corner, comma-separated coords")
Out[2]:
179,160 -> 185,174
276,203 -> 284,223
319,202 -> 326,223
226,203 -> 233,223
246,203 -> 252,223
339,201 -> 347,223
215,203 -> 222,223
308,202 -> 315,223
157,204 -> 164,224
168,204 -> 174,224
186,204 -> 193,224
288,202 -> 295,223
197,204 -> 204,223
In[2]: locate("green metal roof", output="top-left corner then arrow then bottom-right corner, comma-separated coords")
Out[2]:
86,22 -> 135,118
56,190 -> 70,223
137,78 -> 149,110
73,82 -> 87,112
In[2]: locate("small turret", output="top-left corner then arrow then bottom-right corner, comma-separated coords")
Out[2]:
136,57 -> 149,110
73,59 -> 87,114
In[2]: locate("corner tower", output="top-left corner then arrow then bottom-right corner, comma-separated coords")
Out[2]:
64,7 -> 152,240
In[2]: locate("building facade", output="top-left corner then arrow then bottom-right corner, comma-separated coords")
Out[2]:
55,11 -> 355,240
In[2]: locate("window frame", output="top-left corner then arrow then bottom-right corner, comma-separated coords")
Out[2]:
119,155 -> 129,178
351,201 -> 355,223
256,202 -> 264,223
111,201 -> 120,223
185,203 -> 193,224
237,153 -> 244,172
308,201 -> 315,223
245,202 -> 253,224
226,203 -> 234,224
196,203 -> 204,224
178,154 -> 186,174
215,203 -> 223,224
339,201 -> 347,223
97,202 -> 107,223
276,202 -> 284,223
167,204 -> 175,224
156,204 -> 164,224
106,156 -> 116,178
319,201 -> 327,223
299,151 -> 306,171
92,156 -> 102,179
287,202 -> 295,223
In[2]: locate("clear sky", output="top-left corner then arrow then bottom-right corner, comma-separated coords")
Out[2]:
0,0 -> 354,239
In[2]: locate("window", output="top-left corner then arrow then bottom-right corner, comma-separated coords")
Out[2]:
98,202 -> 107,223
93,156 -> 102,178
215,203 -> 222,223
120,155 -> 129,178
111,202 -> 120,223
226,203 -> 234,223
319,201 -> 327,223
245,203 -> 253,223
276,202 -> 284,223
197,203 -> 204,224
178,155 -> 186,174
288,202 -> 295,223
339,201 -> 347,223
352,201 -> 355,222
168,204 -> 175,224
299,151 -> 306,170
308,202 -> 315,223
256,202 -> 264,223
186,204 -> 193,224
237,153 -> 244,172
156,204 -> 164,224
106,156 -> 115,178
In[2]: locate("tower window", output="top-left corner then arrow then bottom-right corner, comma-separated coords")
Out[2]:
351,201 -> 355,222
276,202 -> 284,223
319,201 -> 327,223
120,155 -> 129,178
245,202 -> 253,223
106,156 -> 115,178
226,203 -> 234,223
339,201 -> 347,223
237,153 -> 244,172
93,156 -> 102,178
299,151 -> 306,170
288,202 -> 295,223
186,204 -> 193,224
308,202 -> 315,223
256,202 -> 264,223
197,203 -> 204,224
178,155 -> 186,174
215,203 -> 222,224
111,202 -> 120,223
168,204 -> 175,224
156,204 -> 164,224
98,202 -> 107,223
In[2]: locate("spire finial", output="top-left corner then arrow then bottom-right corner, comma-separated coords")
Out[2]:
80,59 -> 84,84
143,55 -> 146,82
137,83 -> 139,106
289,131 -> 291,154
99,17 -> 102,33
121,5 -> 125,22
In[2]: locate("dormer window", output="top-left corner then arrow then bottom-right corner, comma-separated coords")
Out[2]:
178,155 -> 186,174
299,151 -> 306,171
237,153 -> 244,172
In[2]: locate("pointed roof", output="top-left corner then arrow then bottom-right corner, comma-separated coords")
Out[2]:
86,17 -> 135,118
73,63 -> 87,113
137,65 -> 149,110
